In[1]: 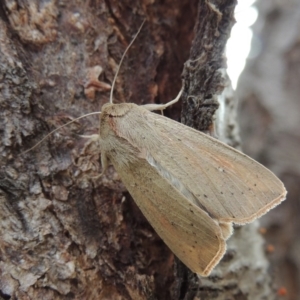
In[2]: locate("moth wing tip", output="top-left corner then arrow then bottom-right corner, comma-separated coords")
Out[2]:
196,236 -> 227,277
218,188 -> 287,226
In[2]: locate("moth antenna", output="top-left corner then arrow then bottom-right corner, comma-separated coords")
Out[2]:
21,111 -> 101,155
109,19 -> 146,104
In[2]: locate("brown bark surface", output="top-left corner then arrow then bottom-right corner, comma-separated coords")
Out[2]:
0,0 -> 279,299
237,0 -> 300,299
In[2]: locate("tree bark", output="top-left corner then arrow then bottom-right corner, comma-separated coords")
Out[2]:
0,0 -> 276,299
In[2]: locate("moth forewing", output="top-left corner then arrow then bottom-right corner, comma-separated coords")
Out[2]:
97,102 -> 286,276
108,104 -> 286,224
118,157 -> 227,276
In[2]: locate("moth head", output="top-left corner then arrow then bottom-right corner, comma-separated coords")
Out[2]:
99,103 -> 136,139
101,102 -> 135,117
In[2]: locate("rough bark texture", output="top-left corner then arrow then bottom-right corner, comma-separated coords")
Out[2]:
0,0 -> 278,299
181,1 -> 232,132
237,0 -> 300,299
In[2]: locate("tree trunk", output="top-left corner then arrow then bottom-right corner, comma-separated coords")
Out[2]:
0,0 -> 276,299
237,0 -> 300,299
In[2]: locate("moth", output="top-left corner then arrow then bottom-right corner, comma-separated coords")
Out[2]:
27,23 -> 286,276
95,97 -> 286,276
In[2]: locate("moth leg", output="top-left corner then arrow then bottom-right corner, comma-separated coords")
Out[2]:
100,152 -> 108,175
91,152 -> 108,180
142,86 -> 183,112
